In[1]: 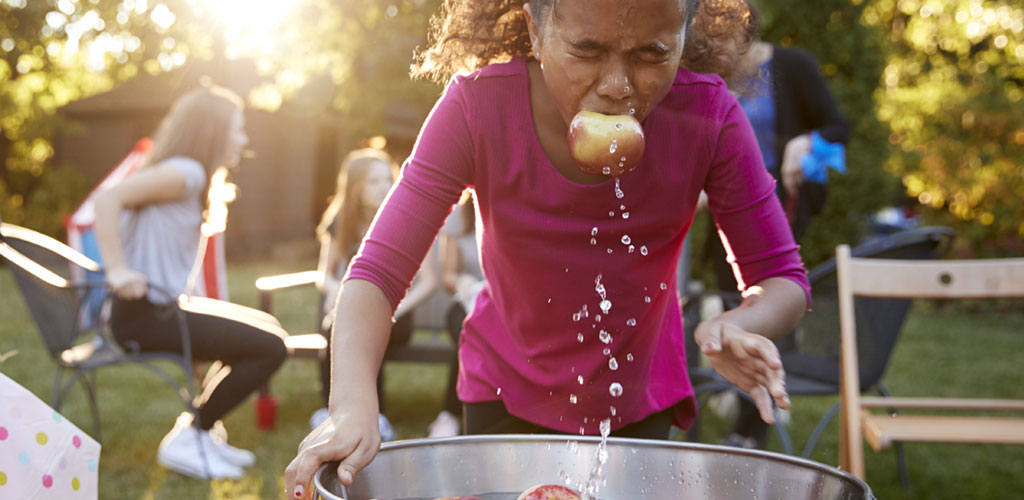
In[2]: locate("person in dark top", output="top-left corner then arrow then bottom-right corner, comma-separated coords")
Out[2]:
694,0 -> 851,448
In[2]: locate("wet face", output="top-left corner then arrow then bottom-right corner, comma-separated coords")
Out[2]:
361,161 -> 394,211
526,0 -> 686,126
223,109 -> 249,166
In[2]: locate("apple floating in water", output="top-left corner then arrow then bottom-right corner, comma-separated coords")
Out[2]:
567,110 -> 645,177
516,484 -> 582,500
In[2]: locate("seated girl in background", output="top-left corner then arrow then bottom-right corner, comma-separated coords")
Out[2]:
94,86 -> 287,480
312,148 -> 443,440
287,0 -> 809,496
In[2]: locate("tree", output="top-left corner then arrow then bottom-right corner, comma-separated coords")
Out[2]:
0,0 -> 444,235
868,0 -> 1024,255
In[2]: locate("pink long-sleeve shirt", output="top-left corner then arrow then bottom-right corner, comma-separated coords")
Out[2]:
347,57 -> 809,434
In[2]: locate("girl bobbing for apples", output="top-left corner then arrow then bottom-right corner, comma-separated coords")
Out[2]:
286,0 -> 808,497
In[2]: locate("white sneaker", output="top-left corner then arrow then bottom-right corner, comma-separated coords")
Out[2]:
174,412 -> 254,468
427,411 -> 460,438
378,414 -> 397,442
309,407 -> 330,430
157,423 -> 244,479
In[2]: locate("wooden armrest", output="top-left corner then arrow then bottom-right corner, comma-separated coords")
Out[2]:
255,270 -> 322,292
860,397 -> 1024,412
255,270 -> 322,314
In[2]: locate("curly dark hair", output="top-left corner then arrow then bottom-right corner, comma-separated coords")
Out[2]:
410,0 -> 758,84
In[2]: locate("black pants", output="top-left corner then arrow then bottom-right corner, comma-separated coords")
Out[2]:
464,401 -> 674,440
442,303 -> 466,416
318,312 -> 413,405
110,297 -> 288,430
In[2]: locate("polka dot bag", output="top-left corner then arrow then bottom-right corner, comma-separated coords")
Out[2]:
0,372 -> 100,499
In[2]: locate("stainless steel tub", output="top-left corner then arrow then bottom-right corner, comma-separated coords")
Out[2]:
314,435 -> 873,500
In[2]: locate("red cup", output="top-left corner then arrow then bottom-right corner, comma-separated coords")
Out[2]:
255,393 -> 278,430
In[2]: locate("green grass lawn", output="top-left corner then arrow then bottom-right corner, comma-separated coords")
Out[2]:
2,260 -> 1023,499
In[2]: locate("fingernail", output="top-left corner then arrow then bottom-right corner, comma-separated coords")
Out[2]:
293,485 -> 304,498
341,468 -> 353,484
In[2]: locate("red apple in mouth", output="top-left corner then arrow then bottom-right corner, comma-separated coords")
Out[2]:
516,484 -> 582,500
568,110 -> 645,177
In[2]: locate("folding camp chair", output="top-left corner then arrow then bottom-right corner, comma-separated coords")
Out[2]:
0,222 -> 199,442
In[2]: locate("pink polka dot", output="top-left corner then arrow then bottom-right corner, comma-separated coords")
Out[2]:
72,435 -> 81,448
0,426 -> 7,440
42,474 -> 53,488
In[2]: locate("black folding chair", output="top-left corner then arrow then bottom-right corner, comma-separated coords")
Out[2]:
686,226 -> 953,483
0,222 -> 199,442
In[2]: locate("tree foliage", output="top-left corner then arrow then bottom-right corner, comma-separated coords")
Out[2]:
868,0 -> 1024,255
3,0 -> 1020,256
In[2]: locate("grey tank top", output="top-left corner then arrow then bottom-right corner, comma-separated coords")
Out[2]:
119,157 -> 207,303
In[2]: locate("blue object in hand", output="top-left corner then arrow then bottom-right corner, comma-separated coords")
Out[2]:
801,130 -> 846,184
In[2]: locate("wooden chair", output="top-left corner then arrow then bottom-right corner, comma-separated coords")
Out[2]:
836,245 -> 1024,480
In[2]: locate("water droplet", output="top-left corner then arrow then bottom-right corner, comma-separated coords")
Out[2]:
621,235 -> 631,245
619,204 -> 626,210
595,314 -> 602,322
660,282 -> 667,290
569,394 -> 578,404
628,244 -> 635,253
496,387 -> 502,395
644,296 -> 651,303
547,298 -> 552,303
608,357 -> 619,370
609,211 -> 615,217
603,347 -> 611,355
590,237 -> 597,246
577,332 -> 584,343
614,178 -> 624,199
624,85 -> 631,93
607,248 -> 613,254
628,108 -> 636,116
626,318 -> 637,326
640,245 -> 648,255
599,330 -> 612,344
573,312 -> 582,322
609,139 -> 618,154
626,353 -> 634,362
602,166 -> 611,175
578,375 -> 584,385
615,123 -> 622,130
620,156 -> 626,162
609,382 -> 623,397
591,227 -> 598,236
622,212 -> 630,220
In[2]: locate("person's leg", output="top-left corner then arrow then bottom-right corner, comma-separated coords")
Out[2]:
611,409 -> 674,440
463,401 -> 551,435
464,401 -> 672,440
318,323 -> 331,406
177,302 -> 289,429
442,303 -> 465,416
112,297 -> 288,429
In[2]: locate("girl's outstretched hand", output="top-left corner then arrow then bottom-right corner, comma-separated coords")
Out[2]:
694,319 -> 790,424
284,407 -> 381,500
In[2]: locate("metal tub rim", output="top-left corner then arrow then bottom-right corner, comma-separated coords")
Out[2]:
314,434 -> 874,500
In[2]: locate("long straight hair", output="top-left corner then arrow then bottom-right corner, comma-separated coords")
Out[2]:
144,85 -> 244,185
316,148 -> 397,263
